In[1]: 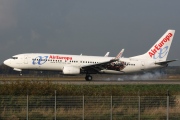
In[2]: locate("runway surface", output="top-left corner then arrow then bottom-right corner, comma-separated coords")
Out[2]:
55,80 -> 180,85
0,79 -> 180,85
45,80 -> 180,85
0,75 -> 180,84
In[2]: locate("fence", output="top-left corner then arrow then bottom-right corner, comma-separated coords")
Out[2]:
0,93 -> 180,120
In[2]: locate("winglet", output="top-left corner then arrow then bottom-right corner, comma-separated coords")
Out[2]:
115,49 -> 124,59
104,52 -> 110,57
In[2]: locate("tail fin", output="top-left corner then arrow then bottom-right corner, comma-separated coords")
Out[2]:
131,29 -> 175,61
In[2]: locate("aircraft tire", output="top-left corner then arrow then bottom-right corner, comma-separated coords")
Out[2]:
85,75 -> 92,81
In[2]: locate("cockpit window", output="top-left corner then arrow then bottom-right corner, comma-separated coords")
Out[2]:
12,57 -> 18,59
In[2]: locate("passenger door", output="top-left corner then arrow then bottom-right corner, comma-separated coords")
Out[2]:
24,55 -> 28,64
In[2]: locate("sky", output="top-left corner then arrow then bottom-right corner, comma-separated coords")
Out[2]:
0,0 -> 179,66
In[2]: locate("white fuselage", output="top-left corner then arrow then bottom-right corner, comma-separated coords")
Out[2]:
3,53 -> 163,74
3,29 -> 176,81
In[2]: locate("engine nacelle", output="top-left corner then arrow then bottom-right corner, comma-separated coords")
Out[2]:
63,66 -> 80,74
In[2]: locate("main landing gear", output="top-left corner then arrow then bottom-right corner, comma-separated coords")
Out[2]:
85,74 -> 92,81
19,71 -> 23,76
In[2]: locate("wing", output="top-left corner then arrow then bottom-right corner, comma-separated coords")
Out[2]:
81,49 -> 124,73
81,58 -> 119,72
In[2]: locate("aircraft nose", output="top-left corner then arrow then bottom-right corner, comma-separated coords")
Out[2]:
3,59 -> 10,66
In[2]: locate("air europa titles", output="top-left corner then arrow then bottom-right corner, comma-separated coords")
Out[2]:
49,55 -> 72,61
149,33 -> 173,58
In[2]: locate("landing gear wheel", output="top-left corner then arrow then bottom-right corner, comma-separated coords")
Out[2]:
19,72 -> 23,76
85,75 -> 92,81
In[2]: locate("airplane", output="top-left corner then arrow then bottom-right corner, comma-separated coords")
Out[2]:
3,29 -> 177,81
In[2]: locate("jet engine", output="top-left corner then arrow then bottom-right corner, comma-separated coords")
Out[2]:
63,66 -> 80,74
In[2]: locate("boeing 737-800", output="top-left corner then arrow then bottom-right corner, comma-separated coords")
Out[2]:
3,30 -> 177,81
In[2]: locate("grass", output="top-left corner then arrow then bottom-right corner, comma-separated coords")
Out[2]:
0,75 -> 180,119
1,81 -> 180,96
1,104 -> 180,120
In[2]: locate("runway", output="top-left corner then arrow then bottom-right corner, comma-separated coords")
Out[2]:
46,79 -> 180,85
0,79 -> 180,85
0,74 -> 180,85
53,80 -> 180,85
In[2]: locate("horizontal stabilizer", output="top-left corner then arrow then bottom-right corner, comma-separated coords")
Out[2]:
155,59 -> 178,65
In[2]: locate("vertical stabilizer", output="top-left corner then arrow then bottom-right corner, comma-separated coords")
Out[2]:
131,30 -> 175,61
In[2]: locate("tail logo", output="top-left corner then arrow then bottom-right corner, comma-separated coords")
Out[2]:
149,33 -> 173,58
153,46 -> 168,59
